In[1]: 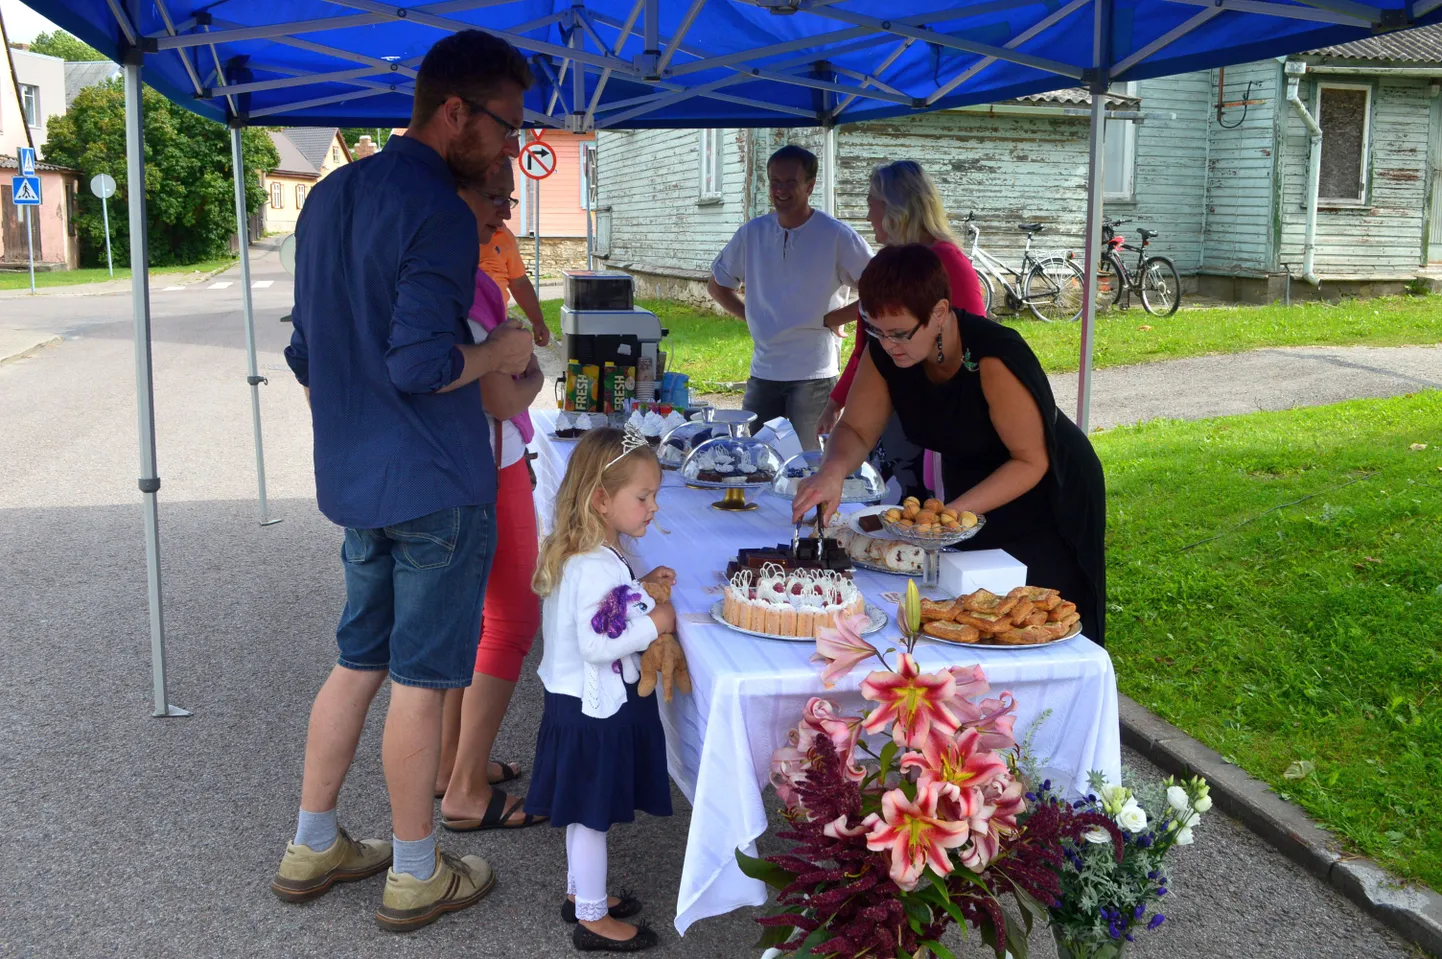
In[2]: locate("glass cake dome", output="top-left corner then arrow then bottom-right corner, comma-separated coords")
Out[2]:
658,421 -> 726,470
769,450 -> 886,503
681,433 -> 783,511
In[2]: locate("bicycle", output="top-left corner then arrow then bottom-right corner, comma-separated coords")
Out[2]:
963,213 -> 1085,323
1093,218 -> 1182,317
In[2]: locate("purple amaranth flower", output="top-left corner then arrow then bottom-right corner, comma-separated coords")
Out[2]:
1149,914 -> 1167,930
591,584 -> 644,639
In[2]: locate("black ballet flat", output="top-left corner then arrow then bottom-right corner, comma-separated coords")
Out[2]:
572,921 -> 659,953
562,891 -> 642,923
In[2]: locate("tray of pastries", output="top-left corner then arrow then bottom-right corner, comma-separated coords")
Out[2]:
879,496 -> 985,548
917,586 -> 1082,648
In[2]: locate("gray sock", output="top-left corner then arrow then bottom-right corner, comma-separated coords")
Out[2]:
294,807 -> 338,852
393,832 -> 437,881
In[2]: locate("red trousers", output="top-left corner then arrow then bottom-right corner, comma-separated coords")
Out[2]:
475,459 -> 541,682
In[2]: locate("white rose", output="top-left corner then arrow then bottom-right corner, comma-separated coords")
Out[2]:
1166,786 -> 1190,812
1116,800 -> 1149,833
1194,795 -> 1213,814
1175,826 -> 1195,846
1085,827 -> 1113,844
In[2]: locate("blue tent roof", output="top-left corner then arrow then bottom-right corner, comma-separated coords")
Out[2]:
22,0 -> 1442,128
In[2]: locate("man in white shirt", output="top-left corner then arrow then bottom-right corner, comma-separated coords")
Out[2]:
708,146 -> 872,451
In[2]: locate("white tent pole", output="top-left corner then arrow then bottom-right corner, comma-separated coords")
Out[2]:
230,125 -> 281,527
1076,0 -> 1110,435
124,50 -> 189,719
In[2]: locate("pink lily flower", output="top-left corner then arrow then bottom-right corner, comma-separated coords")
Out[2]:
860,653 -> 960,749
968,776 -> 1027,869
769,742 -> 808,811
811,613 -> 881,688
823,814 -> 869,840
794,698 -> 866,783
969,692 -> 1019,752
899,727 -> 1009,796
862,782 -> 971,891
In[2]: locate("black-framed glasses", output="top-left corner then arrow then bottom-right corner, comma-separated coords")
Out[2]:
861,307 -> 926,344
482,192 -> 520,210
459,97 -> 521,142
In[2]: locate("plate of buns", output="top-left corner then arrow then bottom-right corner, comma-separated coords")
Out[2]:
917,586 -> 1082,648
879,497 -> 985,549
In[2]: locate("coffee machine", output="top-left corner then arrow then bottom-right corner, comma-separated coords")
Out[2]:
560,271 -> 666,374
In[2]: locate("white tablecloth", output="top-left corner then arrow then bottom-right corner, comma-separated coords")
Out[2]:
529,410 -> 1121,934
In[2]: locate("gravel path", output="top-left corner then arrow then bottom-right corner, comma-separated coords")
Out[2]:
0,274 -> 1425,957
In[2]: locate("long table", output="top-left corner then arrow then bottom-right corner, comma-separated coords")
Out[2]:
530,409 -> 1121,935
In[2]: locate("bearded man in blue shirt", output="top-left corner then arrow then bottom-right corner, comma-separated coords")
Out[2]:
271,30 -> 536,930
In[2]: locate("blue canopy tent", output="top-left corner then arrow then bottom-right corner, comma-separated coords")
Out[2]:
22,0 -> 1438,715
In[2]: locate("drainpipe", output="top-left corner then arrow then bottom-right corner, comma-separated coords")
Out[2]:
1284,60 -> 1322,286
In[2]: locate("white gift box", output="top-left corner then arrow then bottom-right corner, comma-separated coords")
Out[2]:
754,417 -> 804,462
938,549 -> 1027,597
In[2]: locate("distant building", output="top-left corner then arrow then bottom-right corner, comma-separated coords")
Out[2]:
63,60 -> 122,108
1,46 -> 81,270
261,128 -> 352,234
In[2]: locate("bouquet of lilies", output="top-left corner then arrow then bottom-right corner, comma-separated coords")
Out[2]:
738,582 -> 1123,959
1039,771 -> 1211,958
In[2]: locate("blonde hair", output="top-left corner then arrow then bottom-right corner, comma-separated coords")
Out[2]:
869,161 -> 958,247
532,428 -> 660,596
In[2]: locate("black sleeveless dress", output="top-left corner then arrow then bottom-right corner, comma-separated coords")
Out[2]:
867,312 -> 1107,645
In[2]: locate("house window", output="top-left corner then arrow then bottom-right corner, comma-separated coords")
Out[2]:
296,184 -> 308,208
20,84 -> 39,127
580,142 -> 597,210
1317,83 -> 1371,204
332,145 -> 341,164
1103,82 -> 1137,201
270,182 -> 283,209
698,129 -> 723,202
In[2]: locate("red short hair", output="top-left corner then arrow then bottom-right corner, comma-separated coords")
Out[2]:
858,244 -> 950,325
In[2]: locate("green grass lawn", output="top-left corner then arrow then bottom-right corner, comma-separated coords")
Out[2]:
0,257 -> 237,292
1095,391 -> 1442,889
541,294 -> 1442,391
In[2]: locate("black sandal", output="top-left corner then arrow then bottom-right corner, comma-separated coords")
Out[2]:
562,891 -> 642,923
572,921 -> 659,952
434,760 -> 522,799
440,787 -> 545,832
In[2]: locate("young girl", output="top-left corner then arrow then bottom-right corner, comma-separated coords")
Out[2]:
526,427 -> 676,953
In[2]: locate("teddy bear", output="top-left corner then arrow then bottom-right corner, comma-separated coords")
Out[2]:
638,580 -> 692,701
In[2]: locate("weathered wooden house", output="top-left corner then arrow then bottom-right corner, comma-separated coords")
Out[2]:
594,26 -> 1442,304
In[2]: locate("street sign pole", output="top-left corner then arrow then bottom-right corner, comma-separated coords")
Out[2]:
90,173 -> 117,277
519,133 -> 557,295
25,205 -> 34,294
101,193 -> 112,276
534,175 -> 541,293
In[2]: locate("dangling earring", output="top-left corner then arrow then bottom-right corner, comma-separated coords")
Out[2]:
935,331 -> 945,364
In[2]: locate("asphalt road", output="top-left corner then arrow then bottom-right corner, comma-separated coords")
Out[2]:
0,252 -> 1420,958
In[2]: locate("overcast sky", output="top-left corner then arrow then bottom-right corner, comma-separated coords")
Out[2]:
1,1 -> 62,43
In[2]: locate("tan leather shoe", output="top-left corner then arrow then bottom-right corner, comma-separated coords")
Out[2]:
375,850 -> 496,932
270,827 -> 392,903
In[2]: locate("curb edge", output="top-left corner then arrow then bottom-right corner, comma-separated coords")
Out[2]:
1119,694 -> 1442,958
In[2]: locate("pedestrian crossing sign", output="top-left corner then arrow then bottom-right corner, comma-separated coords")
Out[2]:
18,147 -> 36,176
11,176 -> 41,206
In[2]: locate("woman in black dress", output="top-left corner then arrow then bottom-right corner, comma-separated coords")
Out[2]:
792,244 -> 1107,645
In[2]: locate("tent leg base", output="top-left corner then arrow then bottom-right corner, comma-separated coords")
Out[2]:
154,704 -> 192,718
259,517 -> 283,527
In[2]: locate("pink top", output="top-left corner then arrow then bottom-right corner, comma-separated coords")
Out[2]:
831,240 -> 986,405
468,269 -> 535,446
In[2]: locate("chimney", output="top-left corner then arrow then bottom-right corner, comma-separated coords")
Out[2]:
353,135 -> 377,159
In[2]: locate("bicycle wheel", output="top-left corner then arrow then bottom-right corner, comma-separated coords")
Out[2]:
1094,253 -> 1122,311
974,270 -> 994,317
1023,257 -> 1085,322
1140,256 -> 1181,317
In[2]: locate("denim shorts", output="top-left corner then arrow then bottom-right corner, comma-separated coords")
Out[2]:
335,504 -> 497,689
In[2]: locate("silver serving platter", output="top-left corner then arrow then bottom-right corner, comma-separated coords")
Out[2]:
707,600 -> 889,643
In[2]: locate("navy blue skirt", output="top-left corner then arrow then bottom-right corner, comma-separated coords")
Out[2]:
524,681 -> 673,831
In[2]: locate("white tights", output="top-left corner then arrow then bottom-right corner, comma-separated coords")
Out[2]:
566,823 -> 610,922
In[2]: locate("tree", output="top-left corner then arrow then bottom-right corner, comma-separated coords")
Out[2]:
28,29 -> 106,62
341,128 -> 393,151
42,80 -> 279,267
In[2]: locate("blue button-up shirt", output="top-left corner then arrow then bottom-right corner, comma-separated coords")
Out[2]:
285,135 -> 494,529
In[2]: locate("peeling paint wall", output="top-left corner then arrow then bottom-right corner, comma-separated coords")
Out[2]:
1277,76 -> 1431,277
1201,61 -> 1280,275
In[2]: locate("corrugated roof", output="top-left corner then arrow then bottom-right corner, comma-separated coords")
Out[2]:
1306,23 -> 1442,62
280,128 -> 346,171
0,153 -> 79,174
63,60 -> 121,108
1016,88 -> 1142,107
266,131 -> 321,178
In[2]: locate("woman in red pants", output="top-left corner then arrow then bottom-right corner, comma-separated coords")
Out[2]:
435,165 -> 547,830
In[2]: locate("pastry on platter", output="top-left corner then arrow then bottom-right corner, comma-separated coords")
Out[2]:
1007,598 -> 1036,625
846,534 -> 875,563
1012,585 -> 1063,611
919,598 -> 957,623
960,588 -> 1019,617
994,625 -> 1056,645
923,620 -> 981,643
1047,601 -> 1078,623
954,610 -> 1011,635
721,568 -> 866,639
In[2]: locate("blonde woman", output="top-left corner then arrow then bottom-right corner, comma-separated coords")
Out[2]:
817,161 -> 986,445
